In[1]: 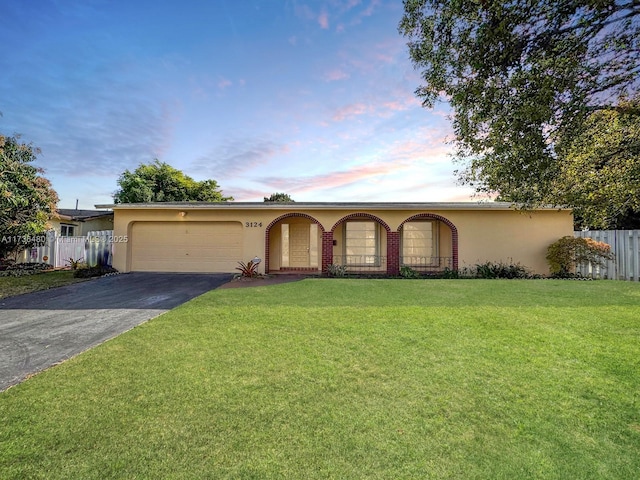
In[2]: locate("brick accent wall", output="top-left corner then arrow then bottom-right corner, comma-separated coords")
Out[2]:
321,231 -> 334,273
387,231 -> 400,276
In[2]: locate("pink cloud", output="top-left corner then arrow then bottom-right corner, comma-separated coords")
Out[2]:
323,69 -> 350,82
218,77 -> 232,89
261,161 -> 407,192
330,91 -> 422,122
377,93 -> 421,116
318,10 -> 329,29
226,186 -> 272,201
381,100 -> 410,112
382,125 -> 455,164
332,102 -> 371,121
362,0 -> 379,17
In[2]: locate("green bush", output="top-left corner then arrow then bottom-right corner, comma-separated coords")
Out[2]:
0,258 -> 16,271
399,266 -> 421,278
73,265 -> 118,278
438,267 -> 460,279
326,264 -> 347,277
0,262 -> 53,277
473,261 -> 532,279
546,236 -> 613,277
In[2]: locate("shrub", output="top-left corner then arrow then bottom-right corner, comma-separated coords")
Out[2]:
0,262 -> 53,276
73,265 -> 118,278
235,259 -> 260,278
399,266 -> 421,278
438,267 -> 460,279
546,236 -> 613,277
0,258 -> 16,271
473,261 -> 532,279
65,257 -> 85,270
325,264 -> 347,277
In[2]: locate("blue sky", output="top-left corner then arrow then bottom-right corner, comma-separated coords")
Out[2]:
1,0 -> 476,208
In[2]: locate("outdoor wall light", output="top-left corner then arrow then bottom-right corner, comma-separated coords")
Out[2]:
179,211 -> 187,217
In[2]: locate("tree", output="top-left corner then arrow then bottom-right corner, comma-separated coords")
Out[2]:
399,0 -> 640,227
264,192 -> 294,202
113,160 -> 232,203
555,96 -> 640,228
0,134 -> 59,259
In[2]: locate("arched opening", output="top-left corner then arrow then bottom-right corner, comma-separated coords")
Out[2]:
330,213 -> 392,274
264,213 -> 325,273
398,214 -> 459,272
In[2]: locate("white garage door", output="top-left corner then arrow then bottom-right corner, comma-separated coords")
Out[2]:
130,221 -> 243,272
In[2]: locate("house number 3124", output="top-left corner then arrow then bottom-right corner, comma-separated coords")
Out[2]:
245,222 -> 263,227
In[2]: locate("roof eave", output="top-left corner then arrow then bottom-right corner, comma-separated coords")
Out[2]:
95,201 -> 571,211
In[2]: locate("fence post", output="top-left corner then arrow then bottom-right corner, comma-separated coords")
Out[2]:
574,230 -> 640,281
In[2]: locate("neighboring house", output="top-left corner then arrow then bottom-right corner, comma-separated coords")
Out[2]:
51,209 -> 114,236
15,209 -> 114,266
97,202 -> 573,276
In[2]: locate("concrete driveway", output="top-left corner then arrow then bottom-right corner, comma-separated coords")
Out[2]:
0,272 -> 232,392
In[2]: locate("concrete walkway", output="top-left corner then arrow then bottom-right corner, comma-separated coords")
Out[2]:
0,272 -> 231,391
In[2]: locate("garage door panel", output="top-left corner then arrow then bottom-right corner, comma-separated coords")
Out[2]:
130,221 -> 242,272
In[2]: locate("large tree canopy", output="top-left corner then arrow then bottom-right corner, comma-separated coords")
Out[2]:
0,134 -> 59,258
400,0 -> 640,228
555,96 -> 640,227
113,160 -> 232,203
264,192 -> 295,202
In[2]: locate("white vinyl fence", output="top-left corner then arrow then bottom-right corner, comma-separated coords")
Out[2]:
18,230 -> 113,268
574,230 -> 640,281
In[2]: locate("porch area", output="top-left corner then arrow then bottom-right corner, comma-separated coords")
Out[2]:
266,213 -> 457,276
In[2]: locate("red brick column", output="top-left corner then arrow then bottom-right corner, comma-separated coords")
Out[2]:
264,230 -> 271,273
322,231 -> 334,273
451,229 -> 459,271
387,231 -> 400,276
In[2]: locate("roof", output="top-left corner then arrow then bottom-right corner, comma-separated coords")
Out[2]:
56,209 -> 114,221
94,201 -> 570,211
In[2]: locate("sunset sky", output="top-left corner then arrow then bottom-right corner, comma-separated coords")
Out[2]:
1,0 -> 477,209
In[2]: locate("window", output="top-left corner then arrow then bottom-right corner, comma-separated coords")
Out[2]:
281,224 -> 290,267
344,221 -> 379,265
402,221 -> 438,266
60,224 -> 75,237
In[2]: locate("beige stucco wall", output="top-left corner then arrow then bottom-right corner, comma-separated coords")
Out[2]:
50,216 -> 114,236
110,205 -> 573,275
445,209 -> 573,273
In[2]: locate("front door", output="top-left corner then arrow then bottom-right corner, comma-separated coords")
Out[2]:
289,223 -> 310,267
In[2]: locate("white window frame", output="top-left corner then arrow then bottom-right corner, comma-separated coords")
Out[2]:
343,221 -> 379,266
60,224 -> 76,237
401,221 -> 439,266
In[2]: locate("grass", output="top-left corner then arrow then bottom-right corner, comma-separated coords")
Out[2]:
0,270 -> 88,299
1,279 -> 639,479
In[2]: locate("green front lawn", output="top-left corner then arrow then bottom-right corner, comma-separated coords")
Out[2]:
1,279 -> 639,479
0,270 -> 88,299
